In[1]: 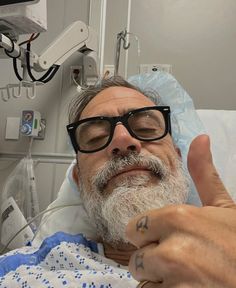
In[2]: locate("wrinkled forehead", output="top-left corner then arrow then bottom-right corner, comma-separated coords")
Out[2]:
80,86 -> 156,119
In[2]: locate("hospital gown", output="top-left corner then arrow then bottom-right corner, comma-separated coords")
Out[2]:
0,232 -> 139,287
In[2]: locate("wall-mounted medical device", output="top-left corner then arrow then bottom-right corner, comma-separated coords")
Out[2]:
1,196 -> 34,249
0,0 -> 40,6
21,110 -> 41,137
0,0 -> 98,101
0,0 -> 47,39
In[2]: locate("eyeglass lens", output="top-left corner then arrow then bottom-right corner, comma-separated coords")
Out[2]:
128,109 -> 165,140
76,119 -> 110,151
75,109 -> 166,152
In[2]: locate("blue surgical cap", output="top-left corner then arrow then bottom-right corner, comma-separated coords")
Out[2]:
128,72 -> 205,206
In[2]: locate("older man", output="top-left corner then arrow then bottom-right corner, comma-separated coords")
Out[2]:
1,76 -> 236,287
68,76 -> 236,287
68,76 -> 189,248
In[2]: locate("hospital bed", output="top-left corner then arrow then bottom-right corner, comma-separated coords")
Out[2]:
1,71 -> 235,287
32,72 -> 236,245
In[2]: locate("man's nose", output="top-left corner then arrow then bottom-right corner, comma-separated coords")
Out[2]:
106,123 -> 142,156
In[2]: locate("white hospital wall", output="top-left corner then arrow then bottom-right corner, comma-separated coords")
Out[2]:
104,0 -> 236,110
0,0 -> 90,247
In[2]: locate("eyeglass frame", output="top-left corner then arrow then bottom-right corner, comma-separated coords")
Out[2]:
67,105 -> 172,154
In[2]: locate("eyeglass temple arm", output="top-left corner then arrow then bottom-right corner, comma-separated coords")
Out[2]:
168,114 -> 172,135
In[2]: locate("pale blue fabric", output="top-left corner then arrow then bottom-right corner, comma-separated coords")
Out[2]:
1,232 -> 138,287
128,72 -> 205,205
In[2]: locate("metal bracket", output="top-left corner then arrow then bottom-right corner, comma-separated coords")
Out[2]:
34,119 -> 46,140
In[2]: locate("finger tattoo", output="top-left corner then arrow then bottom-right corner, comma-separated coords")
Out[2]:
135,252 -> 145,270
136,216 -> 148,234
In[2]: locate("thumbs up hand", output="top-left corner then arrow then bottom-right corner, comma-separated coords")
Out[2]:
126,135 -> 236,288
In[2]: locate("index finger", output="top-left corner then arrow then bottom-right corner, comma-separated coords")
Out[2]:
125,205 -> 197,248
187,134 -> 234,207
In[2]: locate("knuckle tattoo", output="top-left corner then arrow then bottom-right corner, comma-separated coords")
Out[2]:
135,252 -> 145,271
136,215 -> 149,234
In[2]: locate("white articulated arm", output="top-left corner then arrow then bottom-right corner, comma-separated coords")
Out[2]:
0,33 -> 21,58
34,21 -> 97,72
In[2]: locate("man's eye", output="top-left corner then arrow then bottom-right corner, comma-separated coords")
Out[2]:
85,134 -> 109,146
134,127 -> 159,135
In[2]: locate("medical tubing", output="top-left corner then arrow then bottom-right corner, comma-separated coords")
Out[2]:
0,203 -> 82,255
26,139 -> 33,226
26,140 -> 40,229
27,161 -> 40,229
28,137 -> 33,158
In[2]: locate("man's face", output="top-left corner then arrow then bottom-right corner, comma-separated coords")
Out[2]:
75,86 -> 189,245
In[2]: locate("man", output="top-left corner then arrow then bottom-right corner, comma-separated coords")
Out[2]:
1,76 -> 236,287
68,76 -> 236,287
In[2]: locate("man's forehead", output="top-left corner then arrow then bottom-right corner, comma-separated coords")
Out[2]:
80,86 -> 155,118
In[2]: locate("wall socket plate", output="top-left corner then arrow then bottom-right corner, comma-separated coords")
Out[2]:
70,65 -> 83,85
104,65 -> 115,77
140,64 -> 172,74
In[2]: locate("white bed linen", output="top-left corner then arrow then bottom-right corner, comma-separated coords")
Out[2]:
197,109 -> 236,200
0,232 -> 138,287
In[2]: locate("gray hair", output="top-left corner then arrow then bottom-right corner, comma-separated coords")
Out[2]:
68,76 -> 161,123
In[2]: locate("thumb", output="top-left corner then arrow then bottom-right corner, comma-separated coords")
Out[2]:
187,134 -> 234,207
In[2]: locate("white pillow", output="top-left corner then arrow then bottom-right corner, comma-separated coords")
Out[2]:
196,109 -> 236,200
32,162 -> 96,245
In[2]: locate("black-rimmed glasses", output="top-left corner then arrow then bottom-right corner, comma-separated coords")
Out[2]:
67,106 -> 171,153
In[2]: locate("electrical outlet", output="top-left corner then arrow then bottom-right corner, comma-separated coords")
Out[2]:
104,65 -> 115,77
140,64 -> 172,74
70,65 -> 83,85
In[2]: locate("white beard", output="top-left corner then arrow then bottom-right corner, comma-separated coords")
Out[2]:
79,153 -> 190,246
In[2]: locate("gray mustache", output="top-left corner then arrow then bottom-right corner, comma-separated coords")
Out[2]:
92,153 -> 169,192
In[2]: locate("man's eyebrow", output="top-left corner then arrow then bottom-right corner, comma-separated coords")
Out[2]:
95,107 -> 140,118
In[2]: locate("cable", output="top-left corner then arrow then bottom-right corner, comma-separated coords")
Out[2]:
10,33 -> 40,80
36,66 -> 54,82
26,42 -> 60,83
71,72 -> 87,91
9,33 -> 59,84
0,203 -> 83,255
18,33 -> 40,47
40,65 -> 60,83
13,57 -> 23,81
27,137 -> 34,158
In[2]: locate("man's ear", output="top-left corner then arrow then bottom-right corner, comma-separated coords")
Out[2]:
72,165 -> 80,186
